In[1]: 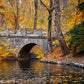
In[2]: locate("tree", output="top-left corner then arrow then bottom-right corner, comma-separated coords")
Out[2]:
33,0 -> 38,32
54,0 -> 69,56
8,0 -> 19,32
61,0 -> 84,32
0,0 -> 5,27
40,0 -> 55,54
0,9 -> 5,27
78,1 -> 84,12
68,21 -> 84,56
67,1 -> 84,56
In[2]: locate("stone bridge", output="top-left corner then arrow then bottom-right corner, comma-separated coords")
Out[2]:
0,28 -> 56,58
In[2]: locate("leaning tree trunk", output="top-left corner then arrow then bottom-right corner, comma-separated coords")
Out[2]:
33,0 -> 38,32
54,0 -> 69,56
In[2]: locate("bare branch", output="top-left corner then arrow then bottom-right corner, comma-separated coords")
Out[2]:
8,0 -> 16,14
40,0 -> 49,11
50,6 -> 56,12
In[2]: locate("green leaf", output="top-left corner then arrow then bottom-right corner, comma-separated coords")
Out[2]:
0,9 -> 15,13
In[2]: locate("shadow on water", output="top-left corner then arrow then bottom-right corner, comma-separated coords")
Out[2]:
18,52 -> 40,70
18,58 -> 40,70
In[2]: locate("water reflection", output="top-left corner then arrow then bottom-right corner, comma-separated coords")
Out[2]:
0,60 -> 84,84
18,59 -> 44,72
0,61 -> 21,80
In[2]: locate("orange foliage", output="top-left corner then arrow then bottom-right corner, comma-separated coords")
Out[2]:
43,47 -> 84,64
0,5 -> 5,10
19,17 -> 24,23
71,0 -> 84,3
8,21 -> 15,26
73,11 -> 83,21
0,0 -> 5,3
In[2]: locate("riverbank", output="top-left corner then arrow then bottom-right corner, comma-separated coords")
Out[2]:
41,47 -> 84,68
0,56 -> 17,61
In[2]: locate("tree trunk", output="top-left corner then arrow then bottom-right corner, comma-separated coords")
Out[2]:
47,0 -> 53,54
16,0 -> 19,31
40,0 -> 53,54
54,0 -> 69,56
47,11 -> 52,54
14,14 -> 19,32
34,0 -> 38,32
0,14 -> 5,27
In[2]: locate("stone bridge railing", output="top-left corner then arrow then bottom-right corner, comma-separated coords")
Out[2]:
0,28 -> 56,37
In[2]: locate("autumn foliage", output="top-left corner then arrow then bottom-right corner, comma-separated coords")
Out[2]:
0,0 -> 84,59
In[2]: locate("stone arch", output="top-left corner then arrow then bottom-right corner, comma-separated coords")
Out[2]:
19,43 -> 45,59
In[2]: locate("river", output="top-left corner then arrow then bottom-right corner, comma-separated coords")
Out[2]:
0,59 -> 84,84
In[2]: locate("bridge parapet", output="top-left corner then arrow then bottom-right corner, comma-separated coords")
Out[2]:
0,28 -> 56,37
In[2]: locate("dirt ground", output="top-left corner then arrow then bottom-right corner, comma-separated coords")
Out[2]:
43,47 -> 84,64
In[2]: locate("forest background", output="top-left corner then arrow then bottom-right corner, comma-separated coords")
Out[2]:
0,0 -> 84,59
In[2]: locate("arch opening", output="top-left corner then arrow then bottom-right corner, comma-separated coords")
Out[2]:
19,43 -> 44,59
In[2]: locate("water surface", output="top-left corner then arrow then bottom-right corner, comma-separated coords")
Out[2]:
0,60 -> 84,84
